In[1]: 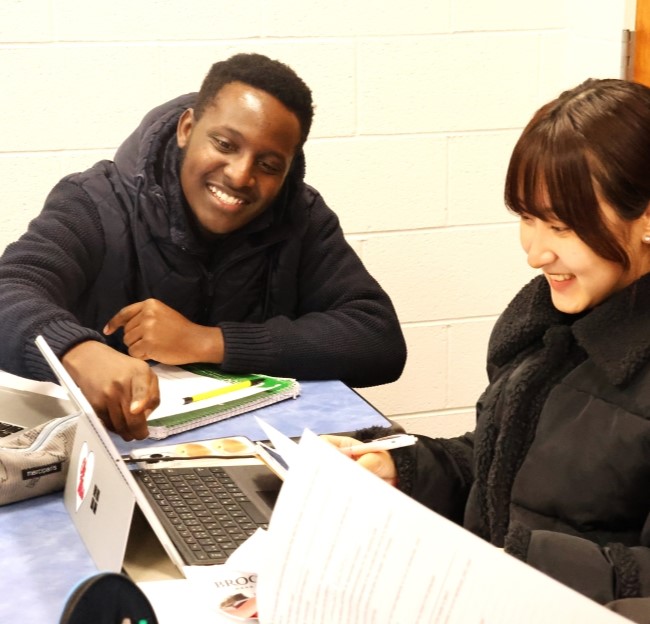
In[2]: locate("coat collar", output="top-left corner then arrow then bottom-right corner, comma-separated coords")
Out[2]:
489,273 -> 650,387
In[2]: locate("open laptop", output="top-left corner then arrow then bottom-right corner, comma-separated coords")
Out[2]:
0,370 -> 73,436
34,335 -> 282,579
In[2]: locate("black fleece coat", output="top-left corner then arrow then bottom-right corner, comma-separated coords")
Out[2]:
0,94 -> 406,387
390,273 -> 650,606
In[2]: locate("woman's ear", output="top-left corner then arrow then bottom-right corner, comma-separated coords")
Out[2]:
641,201 -> 650,244
177,108 -> 194,149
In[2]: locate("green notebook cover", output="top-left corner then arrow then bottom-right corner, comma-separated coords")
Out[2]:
146,364 -> 300,440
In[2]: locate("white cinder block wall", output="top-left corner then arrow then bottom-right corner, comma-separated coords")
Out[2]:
0,0 -> 634,437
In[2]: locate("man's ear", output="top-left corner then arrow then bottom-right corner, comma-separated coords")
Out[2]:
177,108 -> 194,149
288,148 -> 306,181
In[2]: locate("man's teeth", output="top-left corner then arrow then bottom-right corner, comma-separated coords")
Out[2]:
208,185 -> 243,206
550,274 -> 573,282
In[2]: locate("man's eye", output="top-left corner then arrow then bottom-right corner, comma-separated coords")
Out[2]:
213,137 -> 232,151
258,160 -> 282,175
550,224 -> 571,233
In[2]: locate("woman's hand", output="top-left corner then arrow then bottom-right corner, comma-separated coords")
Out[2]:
321,434 -> 398,486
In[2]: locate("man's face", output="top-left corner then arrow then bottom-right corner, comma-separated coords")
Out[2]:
177,81 -> 302,236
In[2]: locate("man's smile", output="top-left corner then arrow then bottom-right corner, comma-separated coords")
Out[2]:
207,184 -> 246,207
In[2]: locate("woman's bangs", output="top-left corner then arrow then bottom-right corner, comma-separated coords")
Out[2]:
507,126 -> 598,229
505,139 -> 554,219
546,144 -> 602,230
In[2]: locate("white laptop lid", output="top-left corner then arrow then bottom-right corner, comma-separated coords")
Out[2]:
34,336 -> 187,576
0,370 -> 73,431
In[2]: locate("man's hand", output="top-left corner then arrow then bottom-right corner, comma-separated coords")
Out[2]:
62,341 -> 159,441
103,298 -> 224,365
321,434 -> 398,486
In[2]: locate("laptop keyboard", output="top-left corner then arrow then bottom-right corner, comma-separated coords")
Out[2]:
133,466 -> 269,566
0,421 -> 24,437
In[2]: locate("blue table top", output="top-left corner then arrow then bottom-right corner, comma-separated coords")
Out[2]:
0,380 -> 389,624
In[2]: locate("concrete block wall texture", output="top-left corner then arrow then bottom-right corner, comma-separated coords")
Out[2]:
0,0 -> 632,438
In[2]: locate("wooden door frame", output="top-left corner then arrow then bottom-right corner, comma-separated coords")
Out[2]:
634,0 -> 650,84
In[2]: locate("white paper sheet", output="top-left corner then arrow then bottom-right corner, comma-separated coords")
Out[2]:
139,532 -> 267,623
255,430 -> 626,624
147,364 -> 269,421
0,369 -> 69,398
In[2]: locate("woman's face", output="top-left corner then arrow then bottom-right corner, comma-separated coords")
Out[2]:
519,194 -> 650,314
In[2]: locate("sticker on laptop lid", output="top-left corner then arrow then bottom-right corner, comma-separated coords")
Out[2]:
75,441 -> 95,511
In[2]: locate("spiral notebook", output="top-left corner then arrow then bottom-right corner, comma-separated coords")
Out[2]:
146,364 -> 300,439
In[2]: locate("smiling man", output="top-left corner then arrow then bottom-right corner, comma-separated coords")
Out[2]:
176,81 -> 301,236
0,53 -> 406,440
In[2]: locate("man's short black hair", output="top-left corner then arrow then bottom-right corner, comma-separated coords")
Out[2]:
195,53 -> 314,146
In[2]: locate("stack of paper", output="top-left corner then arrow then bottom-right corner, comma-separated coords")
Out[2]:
140,428 -> 628,624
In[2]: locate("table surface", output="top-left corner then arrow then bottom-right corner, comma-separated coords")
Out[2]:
0,380 -> 390,624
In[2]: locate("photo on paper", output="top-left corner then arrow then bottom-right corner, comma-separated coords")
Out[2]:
128,436 -> 258,462
219,592 -> 258,621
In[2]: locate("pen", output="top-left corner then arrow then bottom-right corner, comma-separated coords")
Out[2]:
181,380 -> 259,405
340,434 -> 418,457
